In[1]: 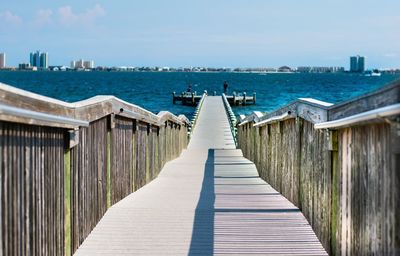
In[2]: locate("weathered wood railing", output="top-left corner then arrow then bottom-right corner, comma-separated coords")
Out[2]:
0,82 -> 190,256
237,80 -> 400,255
222,93 -> 238,146
189,92 -> 206,136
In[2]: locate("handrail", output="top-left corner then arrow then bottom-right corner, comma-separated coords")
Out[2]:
238,111 -> 264,126
238,120 -> 250,126
0,82 -> 190,128
0,103 -> 89,128
314,103 -> 400,129
253,111 -> 297,127
222,93 -> 237,146
240,80 -> 399,128
120,108 -> 179,126
189,92 -> 207,136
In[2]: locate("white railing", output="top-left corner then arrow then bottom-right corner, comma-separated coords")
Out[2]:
189,92 -> 207,136
222,93 -> 238,146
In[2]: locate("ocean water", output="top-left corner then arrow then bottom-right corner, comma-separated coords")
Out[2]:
0,71 -> 398,118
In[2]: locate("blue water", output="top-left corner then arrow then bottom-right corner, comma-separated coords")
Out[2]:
0,71 -> 398,118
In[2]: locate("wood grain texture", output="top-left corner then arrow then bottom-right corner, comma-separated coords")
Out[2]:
70,117 -> 108,253
0,82 -> 190,127
75,96 -> 326,256
328,80 -> 400,120
111,116 -> 134,204
237,115 -> 399,255
0,80 -> 189,256
0,121 -> 65,256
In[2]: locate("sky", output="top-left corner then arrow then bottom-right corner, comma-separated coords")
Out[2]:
0,1 -> 399,68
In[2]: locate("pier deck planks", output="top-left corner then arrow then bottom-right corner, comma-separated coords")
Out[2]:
75,97 -> 327,255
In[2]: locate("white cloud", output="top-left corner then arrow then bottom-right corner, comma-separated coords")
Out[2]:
83,4 -> 106,22
383,53 -> 398,58
58,4 -> 105,26
0,11 -> 22,25
34,9 -> 53,26
58,6 -> 78,25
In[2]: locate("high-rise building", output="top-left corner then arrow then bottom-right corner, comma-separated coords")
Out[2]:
76,59 -> 84,69
0,53 -> 5,68
357,56 -> 365,73
40,52 -> 48,69
30,51 -> 39,67
83,60 -> 94,69
350,55 -> 366,73
30,51 -> 49,69
71,59 -> 95,69
350,56 -> 358,72
30,53 -> 34,67
35,51 -> 40,67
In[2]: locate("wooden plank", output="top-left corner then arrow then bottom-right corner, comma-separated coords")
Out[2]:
75,97 -> 327,255
64,148 -> 71,256
106,130 -> 111,209
237,103 -> 398,255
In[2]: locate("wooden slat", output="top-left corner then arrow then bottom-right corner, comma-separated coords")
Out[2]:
0,105 -> 188,255
75,97 -> 326,255
237,106 -> 399,255
0,121 -> 65,256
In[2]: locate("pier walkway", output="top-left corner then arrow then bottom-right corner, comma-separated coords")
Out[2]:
75,97 -> 327,255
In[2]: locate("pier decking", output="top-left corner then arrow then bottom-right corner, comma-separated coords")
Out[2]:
1,81 -> 398,255
173,92 -> 256,106
75,97 -> 327,255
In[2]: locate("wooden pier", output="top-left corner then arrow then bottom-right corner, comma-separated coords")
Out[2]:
173,91 -> 256,106
0,82 -> 190,256
75,96 -> 327,255
0,79 -> 399,255
173,91 -> 203,106
237,80 -> 400,255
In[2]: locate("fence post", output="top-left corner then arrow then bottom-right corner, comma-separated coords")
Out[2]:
64,148 -> 71,256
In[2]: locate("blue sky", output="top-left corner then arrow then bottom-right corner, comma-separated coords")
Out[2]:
0,1 -> 399,68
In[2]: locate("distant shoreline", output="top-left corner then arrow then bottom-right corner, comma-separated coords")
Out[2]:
1,69 -> 399,75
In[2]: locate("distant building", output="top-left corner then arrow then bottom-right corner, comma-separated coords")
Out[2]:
83,60 -> 94,69
278,66 -> 292,72
19,63 -> 37,71
297,66 -> 345,73
350,55 -> 365,72
30,51 -> 40,67
0,53 -> 5,68
76,59 -> 84,69
40,52 -> 49,69
29,51 -> 49,69
71,59 -> 95,69
49,65 -> 68,71
19,63 -> 30,69
357,56 -> 365,72
350,56 -> 358,72
297,66 -> 312,73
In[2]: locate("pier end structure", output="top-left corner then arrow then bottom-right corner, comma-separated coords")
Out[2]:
173,91 -> 256,106
236,79 -> 400,255
0,82 -> 190,255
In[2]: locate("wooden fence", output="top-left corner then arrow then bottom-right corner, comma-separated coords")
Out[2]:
0,82 -> 190,255
237,80 -> 400,255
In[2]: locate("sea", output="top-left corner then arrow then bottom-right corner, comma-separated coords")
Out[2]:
0,71 -> 399,119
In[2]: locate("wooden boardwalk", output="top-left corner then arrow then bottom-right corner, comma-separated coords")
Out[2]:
75,97 -> 327,255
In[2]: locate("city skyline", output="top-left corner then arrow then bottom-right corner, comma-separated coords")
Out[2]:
0,1 -> 399,68
0,50 -> 391,72
3,49 -> 400,73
